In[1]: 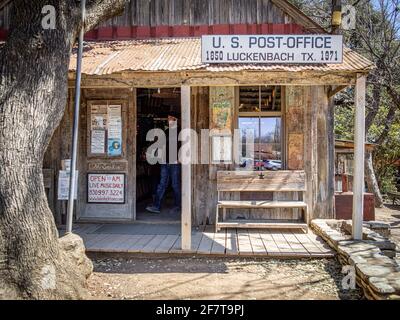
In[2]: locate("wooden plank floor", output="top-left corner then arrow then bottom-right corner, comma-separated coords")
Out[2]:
60,224 -> 334,258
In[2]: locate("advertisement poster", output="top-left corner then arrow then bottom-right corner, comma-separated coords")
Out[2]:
210,87 -> 234,133
91,129 -> 105,154
91,105 -> 107,130
57,170 -> 78,200
87,173 -> 125,203
107,105 -> 122,156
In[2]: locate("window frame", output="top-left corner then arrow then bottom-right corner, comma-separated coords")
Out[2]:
235,86 -> 286,170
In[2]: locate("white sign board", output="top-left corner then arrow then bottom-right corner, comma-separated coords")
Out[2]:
91,129 -> 106,154
58,170 -> 78,200
202,35 -> 343,64
87,173 -> 125,203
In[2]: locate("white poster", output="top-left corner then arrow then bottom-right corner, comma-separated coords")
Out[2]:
88,173 -> 125,203
58,170 -> 78,200
107,105 -> 122,156
91,105 -> 107,130
202,35 -> 343,64
91,129 -> 105,154
212,135 -> 232,163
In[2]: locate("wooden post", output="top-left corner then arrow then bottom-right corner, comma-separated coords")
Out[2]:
352,75 -> 366,240
181,85 -> 191,251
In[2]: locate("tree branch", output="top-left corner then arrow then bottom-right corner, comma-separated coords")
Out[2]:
79,0 -> 129,32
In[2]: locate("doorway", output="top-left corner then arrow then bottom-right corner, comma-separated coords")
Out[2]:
136,88 -> 182,223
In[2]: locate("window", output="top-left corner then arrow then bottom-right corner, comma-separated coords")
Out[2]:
238,86 -> 283,171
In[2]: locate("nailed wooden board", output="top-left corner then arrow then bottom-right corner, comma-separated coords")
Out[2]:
210,229 -> 226,255
218,200 -> 307,208
259,232 -> 281,255
217,170 -> 306,192
248,230 -> 268,255
142,234 -> 168,253
291,231 -> 327,256
100,234 -> 134,251
190,232 -> 205,253
114,235 -> 146,251
169,236 -> 182,253
217,220 -> 307,229
270,232 -> 293,253
155,234 -> 180,253
281,231 -> 310,256
85,233 -> 112,248
225,229 -> 239,255
306,232 -> 334,254
237,230 -> 253,255
197,225 -> 216,255
126,234 -> 156,252
89,234 -> 117,251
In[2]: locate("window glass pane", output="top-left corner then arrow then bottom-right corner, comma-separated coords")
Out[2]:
238,117 -> 258,169
260,117 -> 281,165
238,117 -> 281,170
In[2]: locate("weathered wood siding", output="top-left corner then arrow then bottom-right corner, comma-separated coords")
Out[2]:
303,86 -> 335,219
101,0 -> 292,27
44,84 -> 334,225
0,0 -> 292,30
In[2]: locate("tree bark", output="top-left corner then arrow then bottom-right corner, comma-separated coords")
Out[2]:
365,149 -> 384,208
0,0 -> 126,299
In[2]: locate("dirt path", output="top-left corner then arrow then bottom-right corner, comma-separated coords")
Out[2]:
87,256 -> 363,300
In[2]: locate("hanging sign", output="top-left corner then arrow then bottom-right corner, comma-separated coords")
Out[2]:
87,173 -> 125,203
202,35 -> 343,64
107,105 -> 122,156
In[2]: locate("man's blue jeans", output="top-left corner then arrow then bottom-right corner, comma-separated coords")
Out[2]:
153,164 -> 181,210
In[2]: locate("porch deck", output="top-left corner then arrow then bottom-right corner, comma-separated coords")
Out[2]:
60,223 -> 335,258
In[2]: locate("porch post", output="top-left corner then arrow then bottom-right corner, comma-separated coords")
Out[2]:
352,74 -> 366,240
181,85 -> 192,250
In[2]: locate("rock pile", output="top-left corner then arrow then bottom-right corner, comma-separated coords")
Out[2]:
311,219 -> 400,300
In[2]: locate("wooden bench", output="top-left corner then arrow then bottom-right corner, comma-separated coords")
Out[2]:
216,170 -> 309,232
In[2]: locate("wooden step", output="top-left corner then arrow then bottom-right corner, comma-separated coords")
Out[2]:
217,200 -> 307,209
217,219 -> 308,230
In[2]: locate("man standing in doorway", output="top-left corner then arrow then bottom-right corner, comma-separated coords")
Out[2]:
146,113 -> 181,214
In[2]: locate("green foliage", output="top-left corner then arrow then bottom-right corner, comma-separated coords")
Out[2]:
373,120 -> 400,192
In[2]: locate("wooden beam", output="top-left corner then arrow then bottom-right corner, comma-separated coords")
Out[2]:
352,75 -> 366,240
68,70 -> 360,88
181,85 -> 191,251
328,85 -> 347,98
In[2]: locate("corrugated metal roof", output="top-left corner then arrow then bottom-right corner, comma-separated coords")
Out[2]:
69,38 -> 374,75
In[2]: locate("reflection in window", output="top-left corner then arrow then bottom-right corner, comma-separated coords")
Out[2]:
239,117 -> 282,170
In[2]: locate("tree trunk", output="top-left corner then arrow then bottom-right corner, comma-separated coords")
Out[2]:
364,149 -> 384,208
0,0 -> 126,299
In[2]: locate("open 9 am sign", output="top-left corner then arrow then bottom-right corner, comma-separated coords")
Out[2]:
87,173 -> 125,204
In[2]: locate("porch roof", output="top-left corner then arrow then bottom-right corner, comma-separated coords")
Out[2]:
69,38 -> 374,76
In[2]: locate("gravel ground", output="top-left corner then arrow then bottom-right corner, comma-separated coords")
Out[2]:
87,256 -> 363,300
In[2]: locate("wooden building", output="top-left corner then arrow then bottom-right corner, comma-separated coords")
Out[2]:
0,0 -> 374,249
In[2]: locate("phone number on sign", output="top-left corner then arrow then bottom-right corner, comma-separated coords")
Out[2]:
88,189 -> 123,196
